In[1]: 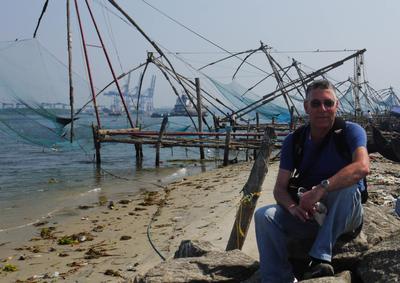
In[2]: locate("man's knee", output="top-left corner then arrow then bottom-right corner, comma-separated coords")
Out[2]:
255,204 -> 278,225
326,185 -> 360,204
254,206 -> 267,226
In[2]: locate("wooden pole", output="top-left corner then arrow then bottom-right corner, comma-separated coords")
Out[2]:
156,116 -> 168,167
66,0 -> 74,143
92,124 -> 101,166
246,121 -> 250,161
254,112 -> 260,160
195,78 -> 205,160
135,143 -> 143,167
289,106 -> 294,131
223,127 -> 232,166
226,127 -> 275,251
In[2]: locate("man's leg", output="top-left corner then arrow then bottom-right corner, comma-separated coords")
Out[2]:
255,204 -> 319,283
309,184 -> 363,262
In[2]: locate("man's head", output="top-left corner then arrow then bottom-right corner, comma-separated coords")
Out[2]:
304,79 -> 338,131
305,79 -> 336,100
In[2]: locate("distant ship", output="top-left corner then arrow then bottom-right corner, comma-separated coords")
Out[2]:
169,94 -> 206,117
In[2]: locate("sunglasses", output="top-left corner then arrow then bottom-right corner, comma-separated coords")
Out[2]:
310,99 -> 336,109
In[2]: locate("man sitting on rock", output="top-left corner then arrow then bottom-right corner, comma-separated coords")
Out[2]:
254,79 -> 370,282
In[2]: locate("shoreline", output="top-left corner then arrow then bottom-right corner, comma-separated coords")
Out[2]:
0,161 -> 215,238
0,160 -> 278,282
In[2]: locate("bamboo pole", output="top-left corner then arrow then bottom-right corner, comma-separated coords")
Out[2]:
73,0 -> 101,128
195,78 -> 205,160
223,127 -> 232,166
99,137 -> 261,149
226,127 -> 275,251
156,116 -> 168,167
84,0 -> 134,128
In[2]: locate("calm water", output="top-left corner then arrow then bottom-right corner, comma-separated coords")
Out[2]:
0,114 -> 221,235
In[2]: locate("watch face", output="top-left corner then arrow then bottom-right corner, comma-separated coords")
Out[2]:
321,179 -> 329,188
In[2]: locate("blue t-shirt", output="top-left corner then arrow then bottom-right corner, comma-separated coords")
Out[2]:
280,121 -> 367,189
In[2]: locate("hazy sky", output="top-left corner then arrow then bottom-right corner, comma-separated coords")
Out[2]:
0,0 -> 399,107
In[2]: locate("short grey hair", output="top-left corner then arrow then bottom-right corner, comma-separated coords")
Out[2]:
305,79 -> 336,100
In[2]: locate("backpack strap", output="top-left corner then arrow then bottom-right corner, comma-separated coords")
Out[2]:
291,123 -> 330,180
331,117 -> 352,163
292,124 -> 308,173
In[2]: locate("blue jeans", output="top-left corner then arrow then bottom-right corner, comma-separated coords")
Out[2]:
254,184 -> 363,283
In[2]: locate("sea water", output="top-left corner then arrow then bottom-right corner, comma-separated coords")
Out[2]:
0,114 -> 222,240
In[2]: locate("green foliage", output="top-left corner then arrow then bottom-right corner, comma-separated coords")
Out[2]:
98,195 -> 108,206
2,264 -> 17,272
57,236 -> 78,245
40,227 -> 56,239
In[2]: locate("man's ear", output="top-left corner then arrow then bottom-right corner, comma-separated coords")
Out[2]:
335,99 -> 340,110
304,101 -> 310,114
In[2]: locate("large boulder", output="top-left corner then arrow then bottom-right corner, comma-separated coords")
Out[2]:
357,232 -> 400,283
241,269 -> 352,283
135,240 -> 259,283
332,202 -> 400,271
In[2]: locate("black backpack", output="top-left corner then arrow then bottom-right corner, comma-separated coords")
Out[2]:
292,117 -> 368,203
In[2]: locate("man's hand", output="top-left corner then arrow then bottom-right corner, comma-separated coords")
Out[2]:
288,204 -> 311,222
299,186 -> 325,214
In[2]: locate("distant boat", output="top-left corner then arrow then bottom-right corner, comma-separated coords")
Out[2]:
108,111 -> 122,116
390,106 -> 400,117
169,94 -> 207,117
150,112 -> 168,118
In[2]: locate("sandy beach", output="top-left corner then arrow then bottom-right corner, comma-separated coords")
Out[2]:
0,160 -> 278,282
1,153 -> 399,282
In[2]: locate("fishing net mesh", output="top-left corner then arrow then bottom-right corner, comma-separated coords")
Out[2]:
0,39 -> 98,149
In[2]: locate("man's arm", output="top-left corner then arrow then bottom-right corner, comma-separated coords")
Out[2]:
274,168 -> 311,222
299,146 -> 370,213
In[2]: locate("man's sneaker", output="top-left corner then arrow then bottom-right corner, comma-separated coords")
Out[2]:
303,262 -> 334,279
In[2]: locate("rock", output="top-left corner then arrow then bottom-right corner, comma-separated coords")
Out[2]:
240,269 -> 261,283
357,232 -> 400,283
173,239 -> 220,258
135,240 -> 258,283
108,201 -> 115,210
104,269 -> 122,277
300,271 -> 352,283
78,205 -> 93,210
362,203 -> 400,245
120,235 -> 132,241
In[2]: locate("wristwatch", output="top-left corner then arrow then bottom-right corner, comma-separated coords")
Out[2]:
320,179 -> 330,191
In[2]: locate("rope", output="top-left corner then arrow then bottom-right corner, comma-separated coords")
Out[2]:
235,190 -> 261,248
101,2 -> 124,72
99,166 -> 167,189
147,206 -> 166,261
140,0 -> 269,76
